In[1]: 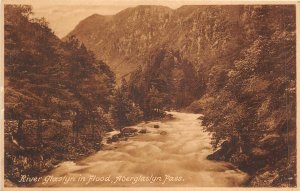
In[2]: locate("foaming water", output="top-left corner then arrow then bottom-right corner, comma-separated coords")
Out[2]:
35,112 -> 248,187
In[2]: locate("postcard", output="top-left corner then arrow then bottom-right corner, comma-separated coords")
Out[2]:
1,0 -> 299,190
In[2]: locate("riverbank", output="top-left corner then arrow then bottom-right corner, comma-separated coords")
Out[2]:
206,136 -> 296,187
5,112 -> 249,187
4,119 -> 101,187
4,113 -> 174,187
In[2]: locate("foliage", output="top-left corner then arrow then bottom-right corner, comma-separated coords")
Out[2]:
4,5 -> 117,183
197,5 -> 296,186
111,79 -> 143,128
5,5 -> 115,123
128,49 -> 200,118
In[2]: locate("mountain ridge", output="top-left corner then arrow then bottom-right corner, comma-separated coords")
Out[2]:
65,5 -> 243,83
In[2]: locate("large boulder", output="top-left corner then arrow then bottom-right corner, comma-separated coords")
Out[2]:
164,114 -> 174,120
121,127 -> 138,137
249,170 -> 280,187
111,134 -> 119,142
207,140 -> 237,161
258,134 -> 281,147
139,129 -> 147,134
251,147 -> 269,157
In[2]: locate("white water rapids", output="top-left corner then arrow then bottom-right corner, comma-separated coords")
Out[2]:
35,112 -> 248,187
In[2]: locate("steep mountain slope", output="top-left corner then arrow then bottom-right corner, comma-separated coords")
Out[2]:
4,5 -> 116,184
5,5 -> 116,120
187,5 -> 296,187
66,5 -> 243,82
66,5 -> 171,81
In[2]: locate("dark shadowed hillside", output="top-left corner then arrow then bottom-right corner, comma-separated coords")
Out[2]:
4,5 -> 117,184
128,49 -> 201,118
187,5 -> 296,187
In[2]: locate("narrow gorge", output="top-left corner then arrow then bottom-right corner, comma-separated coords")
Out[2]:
4,4 -> 296,188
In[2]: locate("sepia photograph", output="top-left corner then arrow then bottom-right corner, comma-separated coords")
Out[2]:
1,0 -> 298,189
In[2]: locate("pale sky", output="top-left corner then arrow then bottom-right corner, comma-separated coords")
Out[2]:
32,5 -> 138,38
4,0 -> 294,38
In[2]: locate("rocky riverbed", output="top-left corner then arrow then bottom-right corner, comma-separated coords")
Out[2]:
34,112 -> 249,187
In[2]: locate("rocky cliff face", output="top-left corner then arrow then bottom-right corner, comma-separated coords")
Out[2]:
66,5 -> 243,82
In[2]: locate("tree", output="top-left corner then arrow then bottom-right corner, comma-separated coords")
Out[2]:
200,5 -> 296,185
112,79 -> 143,128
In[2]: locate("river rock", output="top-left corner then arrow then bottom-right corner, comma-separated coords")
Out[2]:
207,140 -> 237,161
111,134 -> 119,142
154,125 -> 160,128
164,114 -> 174,120
258,134 -> 281,147
139,129 -> 147,134
121,127 -> 138,137
198,115 -> 204,120
249,170 -> 280,187
251,147 -> 269,157
118,137 -> 128,141
117,133 -> 128,141
106,138 -> 112,144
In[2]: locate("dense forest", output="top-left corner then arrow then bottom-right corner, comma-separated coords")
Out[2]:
128,49 -> 201,119
4,5 -> 143,185
4,4 -> 296,187
187,6 -> 296,186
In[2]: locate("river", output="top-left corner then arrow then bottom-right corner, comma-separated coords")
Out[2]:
35,112 -> 248,187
